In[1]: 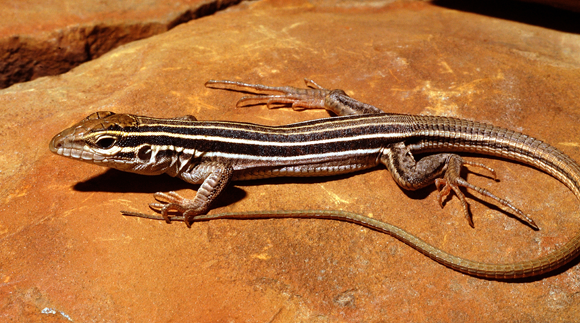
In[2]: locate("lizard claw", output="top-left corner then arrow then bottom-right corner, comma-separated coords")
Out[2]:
435,177 -> 475,228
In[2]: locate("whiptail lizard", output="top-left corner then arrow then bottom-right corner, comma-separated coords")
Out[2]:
49,79 -> 580,279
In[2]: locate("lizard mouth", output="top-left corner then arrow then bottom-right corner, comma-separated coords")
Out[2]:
49,129 -> 106,162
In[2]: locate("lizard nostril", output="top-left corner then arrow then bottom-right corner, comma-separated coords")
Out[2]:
49,134 -> 62,153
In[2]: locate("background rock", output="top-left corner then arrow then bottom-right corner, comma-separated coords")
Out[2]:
0,0 -> 242,89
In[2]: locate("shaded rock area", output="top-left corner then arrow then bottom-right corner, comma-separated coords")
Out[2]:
521,0 -> 580,12
0,0 -> 242,89
435,0 -> 580,32
1,0 -> 580,322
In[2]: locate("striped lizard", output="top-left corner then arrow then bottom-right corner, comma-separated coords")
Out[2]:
49,79 -> 580,278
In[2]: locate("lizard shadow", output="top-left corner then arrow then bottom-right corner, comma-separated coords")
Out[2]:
73,169 -> 247,209
74,161 -> 505,217
74,168 -> 393,209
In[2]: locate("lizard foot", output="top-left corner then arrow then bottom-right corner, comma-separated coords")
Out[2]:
436,156 -> 538,230
125,191 -> 205,227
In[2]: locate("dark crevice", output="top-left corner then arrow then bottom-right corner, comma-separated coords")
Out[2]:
0,0 -> 244,89
433,0 -> 580,34
168,0 -> 231,30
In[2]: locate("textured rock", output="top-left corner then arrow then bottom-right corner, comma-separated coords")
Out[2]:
0,0 -> 242,89
1,0 -> 580,321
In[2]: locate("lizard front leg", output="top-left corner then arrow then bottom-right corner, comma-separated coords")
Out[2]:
123,161 -> 233,227
381,142 -> 538,229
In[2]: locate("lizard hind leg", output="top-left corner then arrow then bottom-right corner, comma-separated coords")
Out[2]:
381,144 -> 538,230
205,79 -> 385,116
205,79 -> 329,110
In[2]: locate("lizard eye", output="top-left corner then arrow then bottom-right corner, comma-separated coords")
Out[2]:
94,136 -> 117,149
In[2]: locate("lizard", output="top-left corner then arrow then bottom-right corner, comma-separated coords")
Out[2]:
49,79 -> 580,278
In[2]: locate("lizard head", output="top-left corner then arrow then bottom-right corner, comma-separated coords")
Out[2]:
50,111 -> 200,176
49,111 -> 145,173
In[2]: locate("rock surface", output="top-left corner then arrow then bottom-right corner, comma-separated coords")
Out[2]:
1,0 -> 580,321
